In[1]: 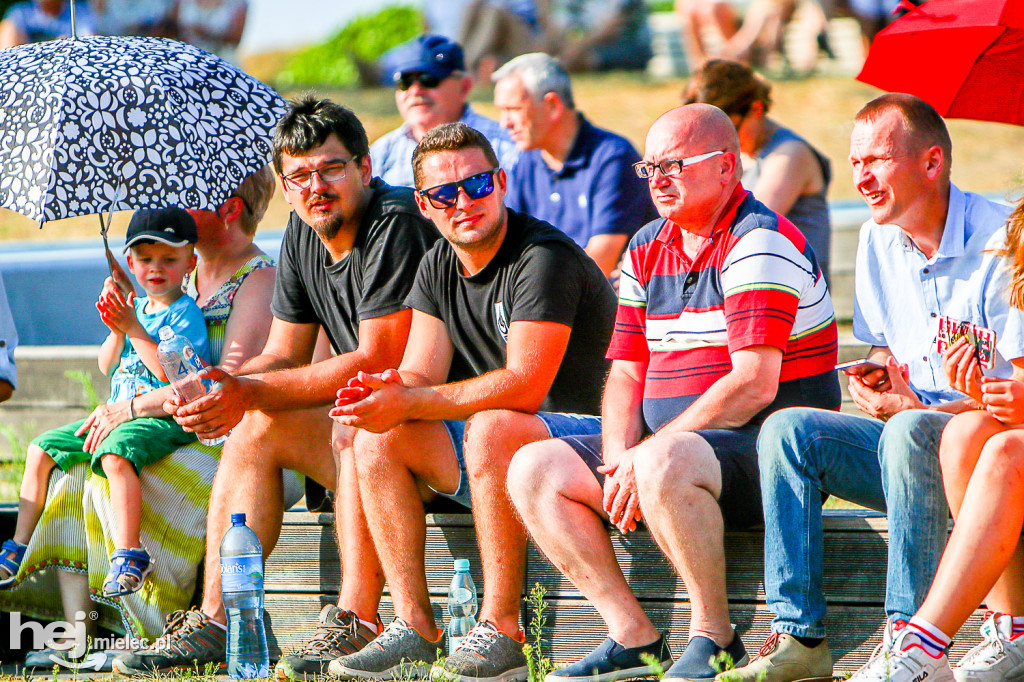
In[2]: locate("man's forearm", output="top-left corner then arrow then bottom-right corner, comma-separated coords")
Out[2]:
234,351 -> 299,377
661,372 -> 775,435
599,365 -> 646,461
398,368 -> 547,423
235,350 -> 386,413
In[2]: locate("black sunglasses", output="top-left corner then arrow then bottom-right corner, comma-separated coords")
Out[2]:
419,170 -> 498,209
397,72 -> 444,90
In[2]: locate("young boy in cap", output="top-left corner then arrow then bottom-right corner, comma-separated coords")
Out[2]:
0,207 -> 210,597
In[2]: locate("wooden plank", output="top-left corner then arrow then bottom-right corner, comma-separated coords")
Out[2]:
264,594 -> 985,673
267,524 -> 483,595
524,529 -> 892,602
281,510 -> 892,533
269,512 -> 904,603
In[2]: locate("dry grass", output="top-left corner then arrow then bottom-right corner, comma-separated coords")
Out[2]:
2,70 -> 1023,243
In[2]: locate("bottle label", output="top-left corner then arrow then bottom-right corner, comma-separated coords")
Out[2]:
221,555 -> 263,593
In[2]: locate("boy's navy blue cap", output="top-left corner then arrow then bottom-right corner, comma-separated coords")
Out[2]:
391,35 -> 464,82
123,207 -> 198,253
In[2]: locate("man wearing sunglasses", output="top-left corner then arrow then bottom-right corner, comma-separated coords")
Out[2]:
370,34 -> 518,190
506,104 -> 840,682
136,96 -> 440,678
329,122 -> 616,682
494,52 -> 657,279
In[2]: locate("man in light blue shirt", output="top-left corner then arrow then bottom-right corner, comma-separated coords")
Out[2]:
726,94 -> 1023,682
370,34 -> 517,188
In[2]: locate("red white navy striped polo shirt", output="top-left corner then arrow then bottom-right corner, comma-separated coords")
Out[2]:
608,186 -> 840,431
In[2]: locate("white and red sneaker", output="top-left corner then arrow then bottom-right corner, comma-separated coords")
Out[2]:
848,622 -> 954,682
954,612 -> 1024,682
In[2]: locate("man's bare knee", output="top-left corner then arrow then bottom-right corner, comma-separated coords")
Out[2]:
352,426 -> 415,479
507,439 -> 558,510
464,410 -> 546,473
634,433 -> 718,500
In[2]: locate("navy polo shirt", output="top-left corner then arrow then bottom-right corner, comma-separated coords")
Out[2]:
505,115 -> 657,249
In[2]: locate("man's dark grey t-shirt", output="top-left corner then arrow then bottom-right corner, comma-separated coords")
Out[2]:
272,179 -> 438,353
405,209 -> 616,415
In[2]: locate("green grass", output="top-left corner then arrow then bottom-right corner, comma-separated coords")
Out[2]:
274,5 -> 424,88
824,496 -> 867,511
0,422 -> 32,501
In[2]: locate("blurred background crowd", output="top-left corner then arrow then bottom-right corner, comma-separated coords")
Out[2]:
0,0 -> 928,80
0,0 -> 247,61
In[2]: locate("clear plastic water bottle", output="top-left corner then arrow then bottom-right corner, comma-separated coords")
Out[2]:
156,325 -> 225,446
220,513 -> 269,679
447,559 -> 478,653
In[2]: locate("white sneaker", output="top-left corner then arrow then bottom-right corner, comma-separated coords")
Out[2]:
848,623 -> 953,682
851,619 -> 906,681
954,613 -> 1024,681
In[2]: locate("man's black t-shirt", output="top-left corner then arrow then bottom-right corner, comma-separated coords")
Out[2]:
405,209 -> 616,415
271,179 -> 438,353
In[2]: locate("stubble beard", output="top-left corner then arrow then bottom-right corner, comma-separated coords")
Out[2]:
448,212 -> 503,250
305,193 -> 345,241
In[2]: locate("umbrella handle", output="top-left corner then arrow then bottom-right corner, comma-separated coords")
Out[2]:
98,214 -> 134,297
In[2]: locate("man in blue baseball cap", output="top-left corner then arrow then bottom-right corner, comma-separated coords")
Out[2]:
370,34 -> 518,188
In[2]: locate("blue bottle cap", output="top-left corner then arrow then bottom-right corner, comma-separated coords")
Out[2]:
454,559 -> 470,572
230,513 -> 246,525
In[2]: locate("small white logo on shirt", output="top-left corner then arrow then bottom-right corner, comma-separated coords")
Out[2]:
549,192 -> 561,203
494,302 -> 509,342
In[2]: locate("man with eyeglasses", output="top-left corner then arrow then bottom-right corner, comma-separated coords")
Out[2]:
505,104 -> 840,682
492,52 -> 656,279
130,95 -> 439,677
370,34 -> 518,189
327,122 -> 616,682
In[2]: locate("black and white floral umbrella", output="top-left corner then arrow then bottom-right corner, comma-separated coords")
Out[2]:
0,35 -> 288,225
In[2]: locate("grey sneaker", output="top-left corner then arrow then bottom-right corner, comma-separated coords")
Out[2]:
111,608 -> 226,674
275,605 -> 383,680
328,618 -> 442,680
431,621 -> 528,682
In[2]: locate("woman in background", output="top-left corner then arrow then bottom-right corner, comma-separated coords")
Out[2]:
684,58 -> 833,283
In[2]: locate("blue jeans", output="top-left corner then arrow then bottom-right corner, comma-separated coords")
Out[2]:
758,407 -> 952,638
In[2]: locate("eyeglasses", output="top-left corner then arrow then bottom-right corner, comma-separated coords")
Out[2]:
633,151 -> 725,179
397,72 -> 444,90
418,170 -> 498,209
281,158 -> 353,191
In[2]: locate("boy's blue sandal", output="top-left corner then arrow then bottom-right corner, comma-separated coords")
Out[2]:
102,547 -> 154,597
0,538 -> 28,587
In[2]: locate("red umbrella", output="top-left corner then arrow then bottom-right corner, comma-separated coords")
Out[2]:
856,0 -> 1024,126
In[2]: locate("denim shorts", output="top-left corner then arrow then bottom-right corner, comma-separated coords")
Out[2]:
434,412 -> 602,509
561,423 -> 764,530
